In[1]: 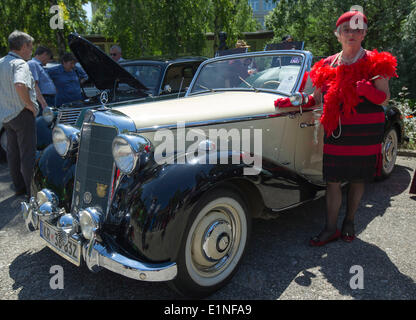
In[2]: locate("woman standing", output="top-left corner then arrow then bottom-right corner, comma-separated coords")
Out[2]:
275,11 -> 398,245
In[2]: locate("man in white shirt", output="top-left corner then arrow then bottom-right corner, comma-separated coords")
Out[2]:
0,30 -> 38,198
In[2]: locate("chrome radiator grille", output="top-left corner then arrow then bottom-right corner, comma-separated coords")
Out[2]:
57,107 -> 88,126
71,123 -> 118,214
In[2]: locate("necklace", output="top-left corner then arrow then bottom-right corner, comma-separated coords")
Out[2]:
339,47 -> 365,65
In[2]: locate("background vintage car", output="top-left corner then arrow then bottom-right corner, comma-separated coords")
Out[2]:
0,33 -> 205,161
24,50 -> 404,297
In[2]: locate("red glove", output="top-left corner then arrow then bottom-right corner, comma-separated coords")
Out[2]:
274,95 -> 316,109
356,79 -> 387,105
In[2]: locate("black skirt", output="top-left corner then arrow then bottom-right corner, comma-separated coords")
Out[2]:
323,101 -> 385,182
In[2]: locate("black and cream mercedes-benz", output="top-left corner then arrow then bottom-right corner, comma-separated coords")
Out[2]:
22,50 -> 404,297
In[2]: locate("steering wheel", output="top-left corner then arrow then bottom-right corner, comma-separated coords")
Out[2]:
262,80 -> 281,89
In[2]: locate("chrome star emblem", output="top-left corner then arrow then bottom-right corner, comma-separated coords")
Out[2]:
100,90 -> 109,105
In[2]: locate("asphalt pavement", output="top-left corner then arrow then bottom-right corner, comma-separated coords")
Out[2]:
0,156 -> 415,300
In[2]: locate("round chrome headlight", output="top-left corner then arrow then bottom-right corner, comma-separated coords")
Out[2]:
52,124 -> 80,157
112,134 -> 150,175
79,208 -> 102,240
42,107 -> 55,124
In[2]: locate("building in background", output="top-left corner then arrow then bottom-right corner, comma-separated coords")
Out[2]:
249,0 -> 277,28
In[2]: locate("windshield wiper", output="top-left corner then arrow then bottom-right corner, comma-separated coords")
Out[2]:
197,84 -> 215,92
239,77 -> 259,93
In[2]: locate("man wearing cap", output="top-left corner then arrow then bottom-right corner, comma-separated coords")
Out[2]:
275,10 -> 397,246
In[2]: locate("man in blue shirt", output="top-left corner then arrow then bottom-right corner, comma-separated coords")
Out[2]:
27,46 -> 56,110
47,52 -> 88,106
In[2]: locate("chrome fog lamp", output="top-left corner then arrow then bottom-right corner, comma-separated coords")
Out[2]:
42,106 -> 55,124
36,189 -> 58,207
52,124 -> 80,157
112,134 -> 151,175
79,208 -> 102,240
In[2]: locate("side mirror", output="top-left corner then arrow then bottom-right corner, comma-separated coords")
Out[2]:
289,92 -> 309,107
289,92 -> 310,115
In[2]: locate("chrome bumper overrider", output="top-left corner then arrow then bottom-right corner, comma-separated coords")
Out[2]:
21,189 -> 177,282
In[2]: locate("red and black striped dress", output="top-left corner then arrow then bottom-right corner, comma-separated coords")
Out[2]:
320,52 -> 385,182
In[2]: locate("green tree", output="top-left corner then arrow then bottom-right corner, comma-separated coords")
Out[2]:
207,0 -> 259,53
0,0 -> 88,58
394,1 -> 416,98
89,0 -> 259,57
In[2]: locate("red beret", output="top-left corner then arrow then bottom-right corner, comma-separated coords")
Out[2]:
336,11 -> 368,28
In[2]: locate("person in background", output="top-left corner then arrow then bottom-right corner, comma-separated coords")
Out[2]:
47,52 -> 88,107
275,11 -> 398,246
0,30 -> 38,198
282,35 -> 294,43
110,45 -> 124,62
27,46 -> 56,111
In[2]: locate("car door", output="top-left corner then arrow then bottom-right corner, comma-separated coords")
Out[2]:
294,105 -> 325,185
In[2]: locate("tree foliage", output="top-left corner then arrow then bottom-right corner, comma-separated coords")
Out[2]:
0,0 -> 88,58
90,0 -> 259,57
394,1 -> 416,98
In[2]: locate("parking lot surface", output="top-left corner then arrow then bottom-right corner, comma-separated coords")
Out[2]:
0,156 -> 415,300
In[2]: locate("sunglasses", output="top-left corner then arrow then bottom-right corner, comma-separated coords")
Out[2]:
110,53 -> 118,56
340,28 -> 365,35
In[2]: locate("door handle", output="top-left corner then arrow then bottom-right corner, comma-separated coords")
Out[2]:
300,122 -> 316,128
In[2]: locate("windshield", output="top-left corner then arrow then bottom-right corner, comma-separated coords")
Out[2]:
190,54 -> 304,95
123,64 -> 162,94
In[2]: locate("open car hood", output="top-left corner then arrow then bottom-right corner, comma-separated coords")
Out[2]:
68,33 -> 148,92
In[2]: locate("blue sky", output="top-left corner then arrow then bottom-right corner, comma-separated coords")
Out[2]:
82,2 -> 92,21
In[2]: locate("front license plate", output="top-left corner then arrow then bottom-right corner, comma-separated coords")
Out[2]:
39,220 -> 81,266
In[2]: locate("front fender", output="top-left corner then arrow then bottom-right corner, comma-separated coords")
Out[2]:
32,144 -> 76,211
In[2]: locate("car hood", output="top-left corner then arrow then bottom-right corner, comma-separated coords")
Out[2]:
68,33 -> 148,92
115,91 -> 286,130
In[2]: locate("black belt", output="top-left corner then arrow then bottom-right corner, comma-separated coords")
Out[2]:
43,94 -> 56,97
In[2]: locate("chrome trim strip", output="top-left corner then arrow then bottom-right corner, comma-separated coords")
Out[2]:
134,108 -> 319,133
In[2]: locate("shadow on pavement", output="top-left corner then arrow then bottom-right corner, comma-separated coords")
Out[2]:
9,247 -> 181,300
216,164 -> 416,299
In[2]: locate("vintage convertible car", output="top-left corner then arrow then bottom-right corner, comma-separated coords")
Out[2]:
0,33 -> 205,158
22,50 -> 404,297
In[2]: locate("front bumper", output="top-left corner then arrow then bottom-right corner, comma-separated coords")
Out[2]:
21,190 -> 177,282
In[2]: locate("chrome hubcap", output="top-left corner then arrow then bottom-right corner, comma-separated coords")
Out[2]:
190,206 -> 241,277
201,219 -> 232,261
383,130 -> 397,172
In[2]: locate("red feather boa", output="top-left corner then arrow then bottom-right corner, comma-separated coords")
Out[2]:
310,49 -> 398,136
